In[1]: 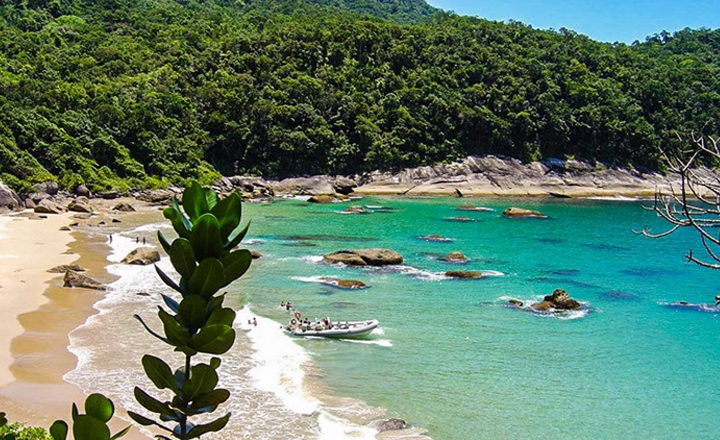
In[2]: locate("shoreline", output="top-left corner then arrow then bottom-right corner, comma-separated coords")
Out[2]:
0,207 -> 150,439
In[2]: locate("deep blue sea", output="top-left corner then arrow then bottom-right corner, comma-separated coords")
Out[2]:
67,196 -> 720,440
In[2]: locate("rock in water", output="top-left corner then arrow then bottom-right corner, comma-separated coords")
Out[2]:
441,252 -> 468,262
502,207 -> 546,218
445,270 -> 484,279
323,248 -> 403,266
376,418 -> 407,432
122,247 -> 161,265
63,271 -> 105,290
531,288 -> 582,311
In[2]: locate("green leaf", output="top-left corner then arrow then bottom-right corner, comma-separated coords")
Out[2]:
72,403 -> 79,420
126,411 -> 170,433
191,214 -> 223,261
187,389 -> 230,414
168,238 -> 196,279
49,420 -> 68,440
160,294 -> 179,313
173,197 -> 193,232
142,355 -> 178,393
205,187 -> 219,211
190,324 -> 235,355
110,425 -> 131,440
207,307 -> 236,327
220,249 -> 252,287
210,357 -> 221,369
189,258 -> 225,298
157,231 -> 172,255
182,363 -> 218,401
72,415 -> 111,440
154,266 -> 183,296
210,193 -> 241,239
158,308 -> 191,346
163,205 -> 190,240
182,182 -> 209,222
207,294 -> 225,314
133,387 -> 175,417
224,221 -> 250,251
177,295 -> 208,331
0,412 -> 7,428
85,393 -> 114,423
186,413 -> 231,439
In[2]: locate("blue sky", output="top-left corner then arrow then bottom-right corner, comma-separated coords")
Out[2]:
426,0 -> 720,44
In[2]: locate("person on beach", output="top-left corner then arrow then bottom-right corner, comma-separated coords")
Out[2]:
252,317 -> 257,326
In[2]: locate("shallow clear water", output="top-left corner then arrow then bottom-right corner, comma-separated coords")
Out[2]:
68,197 -> 720,439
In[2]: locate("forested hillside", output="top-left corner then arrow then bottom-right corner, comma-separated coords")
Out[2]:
0,0 -> 718,193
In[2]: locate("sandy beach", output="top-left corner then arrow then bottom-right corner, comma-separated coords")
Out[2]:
0,209 -> 149,439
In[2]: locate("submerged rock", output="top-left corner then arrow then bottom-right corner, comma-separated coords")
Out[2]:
502,207 -> 546,218
440,252 -> 468,263
122,247 -> 161,265
375,418 -> 407,432
418,234 -> 453,242
446,270 -> 484,279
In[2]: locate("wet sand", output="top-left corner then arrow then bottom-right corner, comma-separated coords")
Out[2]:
0,210 -> 149,438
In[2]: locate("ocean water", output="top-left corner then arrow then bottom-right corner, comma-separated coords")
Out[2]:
66,197 -> 720,439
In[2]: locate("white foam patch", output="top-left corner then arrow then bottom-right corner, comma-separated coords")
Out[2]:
241,307 -> 320,415
317,412 -> 378,440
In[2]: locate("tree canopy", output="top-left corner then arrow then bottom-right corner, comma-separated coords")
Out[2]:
0,0 -> 718,193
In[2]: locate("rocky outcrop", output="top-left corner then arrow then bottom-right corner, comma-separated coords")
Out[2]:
67,197 -> 93,213
34,199 -> 64,214
502,207 -> 546,218
445,270 -> 484,279
48,264 -> 86,273
32,181 -> 59,195
0,181 -> 23,213
250,250 -> 262,259
74,184 -> 91,197
441,252 -> 468,263
121,247 -> 161,265
63,270 -> 105,290
323,248 -> 403,266
270,176 -> 335,196
531,289 -> 581,311
507,299 -> 524,307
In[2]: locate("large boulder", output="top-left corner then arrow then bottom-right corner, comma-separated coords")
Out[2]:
32,181 -> 59,195
74,184 -> 91,197
67,197 -> 93,213
308,194 -> 336,204
531,288 -> 581,311
502,207 -> 546,218
63,270 -> 105,290
323,248 -> 403,266
0,181 -> 23,213
34,199 -> 64,214
271,176 -> 334,196
121,247 -> 161,265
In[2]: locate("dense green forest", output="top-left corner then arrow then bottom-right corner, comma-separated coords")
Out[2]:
0,0 -> 718,193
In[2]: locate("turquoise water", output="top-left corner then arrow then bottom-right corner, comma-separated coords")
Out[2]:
239,196 -> 720,439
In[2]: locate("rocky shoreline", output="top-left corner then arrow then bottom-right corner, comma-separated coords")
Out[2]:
0,155 -> 702,213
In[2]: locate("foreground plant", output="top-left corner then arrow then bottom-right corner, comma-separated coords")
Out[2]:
128,182 -> 252,439
49,394 -> 129,440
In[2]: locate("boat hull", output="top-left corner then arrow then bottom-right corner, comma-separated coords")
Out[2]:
287,319 -> 379,339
